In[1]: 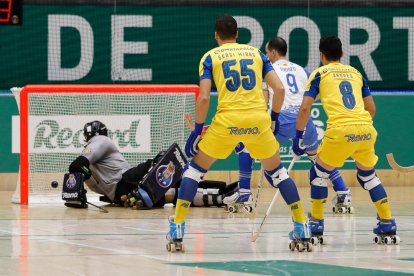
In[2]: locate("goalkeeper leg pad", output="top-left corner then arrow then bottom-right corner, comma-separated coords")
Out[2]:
137,143 -> 187,207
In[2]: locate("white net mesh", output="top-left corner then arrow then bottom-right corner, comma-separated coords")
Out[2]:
16,87 -> 195,203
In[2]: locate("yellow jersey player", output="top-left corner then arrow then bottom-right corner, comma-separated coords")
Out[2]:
166,15 -> 313,253
294,36 -> 399,245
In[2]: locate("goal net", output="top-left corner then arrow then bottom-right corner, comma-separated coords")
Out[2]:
12,84 -> 198,204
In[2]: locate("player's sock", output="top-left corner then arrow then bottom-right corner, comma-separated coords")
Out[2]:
357,168 -> 391,220
330,168 -> 347,192
309,163 -> 330,220
238,152 -> 253,190
174,161 -> 207,224
265,164 -> 306,223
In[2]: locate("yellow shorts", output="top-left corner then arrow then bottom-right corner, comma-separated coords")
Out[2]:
318,124 -> 378,168
198,111 -> 279,159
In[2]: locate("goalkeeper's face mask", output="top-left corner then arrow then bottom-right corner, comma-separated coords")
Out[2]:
83,121 -> 108,142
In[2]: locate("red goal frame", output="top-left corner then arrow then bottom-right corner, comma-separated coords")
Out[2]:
18,84 -> 199,204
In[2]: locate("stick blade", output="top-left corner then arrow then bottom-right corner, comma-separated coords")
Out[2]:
386,153 -> 414,173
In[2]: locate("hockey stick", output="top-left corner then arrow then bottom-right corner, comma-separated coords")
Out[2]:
386,153 -> 414,173
242,166 -> 265,220
87,201 -> 109,213
251,155 -> 300,242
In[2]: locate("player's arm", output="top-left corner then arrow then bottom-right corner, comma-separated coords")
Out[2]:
265,70 -> 284,113
296,96 -> 315,131
293,70 -> 320,156
196,78 -> 211,124
361,76 -> 376,118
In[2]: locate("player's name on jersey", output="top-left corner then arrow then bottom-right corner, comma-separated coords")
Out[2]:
216,51 -> 256,60
322,67 -> 358,73
332,73 -> 354,79
279,66 -> 297,72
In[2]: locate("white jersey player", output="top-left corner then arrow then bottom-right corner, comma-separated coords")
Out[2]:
225,37 -> 352,214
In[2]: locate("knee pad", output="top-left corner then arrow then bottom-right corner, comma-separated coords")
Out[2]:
182,162 -> 205,183
357,170 -> 381,190
265,166 -> 289,188
309,165 -> 329,187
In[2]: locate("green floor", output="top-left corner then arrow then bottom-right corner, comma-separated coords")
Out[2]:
175,260 -> 413,275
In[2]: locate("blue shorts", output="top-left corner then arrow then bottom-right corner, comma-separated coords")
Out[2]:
276,111 -> 318,151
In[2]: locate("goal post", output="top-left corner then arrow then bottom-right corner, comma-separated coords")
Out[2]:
14,84 -> 198,204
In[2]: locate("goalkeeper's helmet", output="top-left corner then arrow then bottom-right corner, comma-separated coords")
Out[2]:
83,121 -> 108,142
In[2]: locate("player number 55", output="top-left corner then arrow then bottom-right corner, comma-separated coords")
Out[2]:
222,59 -> 256,92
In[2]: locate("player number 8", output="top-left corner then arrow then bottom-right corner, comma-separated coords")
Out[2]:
339,80 -> 356,109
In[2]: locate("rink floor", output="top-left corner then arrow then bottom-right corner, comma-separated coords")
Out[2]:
0,187 -> 413,276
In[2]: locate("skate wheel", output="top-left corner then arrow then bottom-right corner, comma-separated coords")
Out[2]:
348,207 -> 355,214
289,241 -> 296,251
296,243 -> 304,252
374,236 -> 381,244
339,207 -> 346,213
332,206 -> 336,213
166,243 -> 171,251
170,243 -> 177,252
393,236 -> 400,245
244,205 -> 253,213
120,195 -> 128,202
129,197 -> 136,204
310,237 -> 319,245
180,244 -> 185,252
228,206 -> 236,213
384,236 -> 392,245
306,242 -> 313,252
318,236 -> 324,245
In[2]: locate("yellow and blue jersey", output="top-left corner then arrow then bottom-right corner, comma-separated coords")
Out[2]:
305,63 -> 372,128
199,43 -> 274,112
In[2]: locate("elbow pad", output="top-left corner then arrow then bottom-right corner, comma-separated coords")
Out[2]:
69,156 -> 91,180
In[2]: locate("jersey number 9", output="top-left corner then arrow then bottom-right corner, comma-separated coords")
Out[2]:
339,80 -> 356,109
286,73 -> 299,94
222,59 -> 256,92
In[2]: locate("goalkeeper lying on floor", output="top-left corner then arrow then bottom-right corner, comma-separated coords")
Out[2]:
65,120 -> 236,209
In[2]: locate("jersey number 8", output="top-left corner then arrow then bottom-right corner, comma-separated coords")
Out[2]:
339,80 -> 356,109
222,59 -> 256,92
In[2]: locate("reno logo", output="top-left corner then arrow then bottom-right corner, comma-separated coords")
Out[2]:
156,161 -> 176,188
28,115 -> 151,153
227,126 -> 259,135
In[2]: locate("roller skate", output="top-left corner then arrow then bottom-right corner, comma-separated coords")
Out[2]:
332,189 -> 354,214
288,221 -> 313,252
309,216 -> 325,245
166,216 -> 185,252
223,188 -> 254,213
373,218 -> 400,245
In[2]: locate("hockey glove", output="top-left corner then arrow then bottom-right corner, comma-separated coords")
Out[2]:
292,129 -> 306,156
185,122 -> 204,158
271,111 -> 280,136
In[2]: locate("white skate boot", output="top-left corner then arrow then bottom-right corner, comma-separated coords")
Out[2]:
332,189 -> 354,214
223,188 -> 254,213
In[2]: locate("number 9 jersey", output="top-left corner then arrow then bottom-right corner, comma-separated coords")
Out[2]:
304,63 -> 373,129
199,43 -> 273,112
